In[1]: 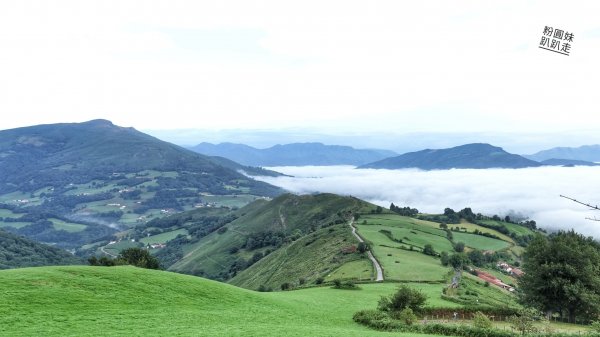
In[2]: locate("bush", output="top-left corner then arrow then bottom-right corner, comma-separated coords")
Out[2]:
588,321 -> 600,337
397,308 -> 417,325
280,282 -> 293,291
378,285 -> 427,313
332,279 -> 360,290
315,277 -> 324,285
257,285 -> 272,292
119,248 -> 160,269
508,308 -> 538,335
472,311 -> 493,329
352,309 -> 388,325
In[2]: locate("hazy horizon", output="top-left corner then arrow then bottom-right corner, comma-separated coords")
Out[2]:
143,128 -> 600,155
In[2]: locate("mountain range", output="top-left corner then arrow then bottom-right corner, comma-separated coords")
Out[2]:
360,143 -> 542,170
525,145 -> 600,162
0,120 -> 283,250
190,142 -> 397,166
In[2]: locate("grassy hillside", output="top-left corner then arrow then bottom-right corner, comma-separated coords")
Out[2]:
354,213 -> 523,306
0,266 -> 445,337
166,194 -> 377,286
0,229 -> 82,269
0,120 -> 282,251
230,224 -> 364,289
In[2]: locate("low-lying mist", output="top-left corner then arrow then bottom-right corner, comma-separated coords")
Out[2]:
255,166 -> 600,238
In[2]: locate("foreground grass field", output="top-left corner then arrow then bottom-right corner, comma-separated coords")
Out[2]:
0,266 -> 446,337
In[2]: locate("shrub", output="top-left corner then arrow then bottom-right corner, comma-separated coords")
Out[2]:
257,285 -> 272,292
588,321 -> 600,337
472,311 -> 493,329
315,277 -> 324,285
332,279 -> 360,290
508,308 -> 538,335
352,309 -> 388,325
378,285 -> 427,314
280,282 -> 293,291
397,308 -> 417,325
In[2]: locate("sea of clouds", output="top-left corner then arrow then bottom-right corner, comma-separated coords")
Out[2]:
255,166 -> 600,238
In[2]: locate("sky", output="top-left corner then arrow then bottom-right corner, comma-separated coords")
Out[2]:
1,0 -> 600,145
255,166 -> 600,238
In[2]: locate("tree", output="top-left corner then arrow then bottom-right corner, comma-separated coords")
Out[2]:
378,285 -> 427,314
519,231 -> 600,322
453,242 -> 465,252
119,247 -> 160,269
467,249 -> 485,267
357,242 -> 368,253
423,244 -> 436,256
440,251 -> 450,266
448,253 -> 468,269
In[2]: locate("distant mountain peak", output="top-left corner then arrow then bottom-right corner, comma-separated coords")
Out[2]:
525,144 -> 600,162
82,119 -> 116,127
360,143 -> 539,170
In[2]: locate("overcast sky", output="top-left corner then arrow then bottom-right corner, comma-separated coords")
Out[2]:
1,1 -> 600,140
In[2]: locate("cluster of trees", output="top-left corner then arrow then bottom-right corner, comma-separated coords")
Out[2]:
440,249 -> 508,269
88,247 -> 160,269
389,203 -> 419,216
245,231 -> 286,250
227,250 -> 268,278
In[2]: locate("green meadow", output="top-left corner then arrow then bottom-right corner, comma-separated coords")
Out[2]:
0,266 -> 445,337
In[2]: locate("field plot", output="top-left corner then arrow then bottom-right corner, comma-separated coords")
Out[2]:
50,218 -> 87,233
479,220 -> 536,236
140,229 -> 188,245
452,232 -> 510,251
325,259 -> 373,281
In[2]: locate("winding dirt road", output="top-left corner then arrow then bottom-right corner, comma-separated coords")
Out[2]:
100,245 -> 118,258
349,219 -> 384,282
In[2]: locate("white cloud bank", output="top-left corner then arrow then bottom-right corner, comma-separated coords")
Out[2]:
255,166 -> 600,238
